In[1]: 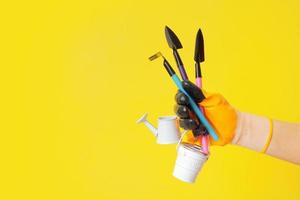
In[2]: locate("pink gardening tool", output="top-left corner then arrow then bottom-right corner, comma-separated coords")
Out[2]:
194,28 -> 209,154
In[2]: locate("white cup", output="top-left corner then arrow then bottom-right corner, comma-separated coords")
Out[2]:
173,143 -> 208,183
137,113 -> 184,144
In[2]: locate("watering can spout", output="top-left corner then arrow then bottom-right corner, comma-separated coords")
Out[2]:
136,113 -> 158,136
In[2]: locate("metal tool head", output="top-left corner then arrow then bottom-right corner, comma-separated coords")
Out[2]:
194,28 -> 205,63
165,26 -> 183,50
149,52 -> 175,76
149,52 -> 164,61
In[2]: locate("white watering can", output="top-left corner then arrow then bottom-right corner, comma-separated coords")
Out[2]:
137,113 -> 184,144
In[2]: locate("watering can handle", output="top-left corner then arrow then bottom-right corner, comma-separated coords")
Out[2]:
176,130 -> 188,150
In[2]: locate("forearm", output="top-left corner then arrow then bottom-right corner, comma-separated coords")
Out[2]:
267,120 -> 300,165
231,111 -> 300,165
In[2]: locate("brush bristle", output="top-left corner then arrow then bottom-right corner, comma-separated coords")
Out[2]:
148,52 -> 163,61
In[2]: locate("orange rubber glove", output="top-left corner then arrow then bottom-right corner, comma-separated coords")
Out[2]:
175,81 -> 238,146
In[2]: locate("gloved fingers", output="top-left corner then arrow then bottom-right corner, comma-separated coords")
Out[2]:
175,91 -> 189,106
174,104 -> 192,119
179,118 -> 198,130
178,116 -> 207,137
175,105 -> 207,137
181,80 -> 205,103
174,81 -> 211,138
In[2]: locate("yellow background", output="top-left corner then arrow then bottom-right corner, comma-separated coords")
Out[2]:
1,0 -> 300,199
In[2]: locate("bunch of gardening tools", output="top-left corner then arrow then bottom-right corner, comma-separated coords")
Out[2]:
153,26 -> 219,146
137,26 -> 219,183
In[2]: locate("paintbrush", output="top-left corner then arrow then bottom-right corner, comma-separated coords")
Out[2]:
149,52 -> 219,141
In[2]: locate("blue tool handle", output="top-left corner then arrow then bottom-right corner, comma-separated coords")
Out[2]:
171,74 -> 219,141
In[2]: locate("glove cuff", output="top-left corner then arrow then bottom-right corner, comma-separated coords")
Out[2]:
231,111 -> 271,152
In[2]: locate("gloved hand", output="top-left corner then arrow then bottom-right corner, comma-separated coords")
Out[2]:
175,80 -> 238,146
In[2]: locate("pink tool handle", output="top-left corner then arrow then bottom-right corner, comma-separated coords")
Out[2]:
195,77 -> 209,154
195,77 -> 202,89
202,135 -> 209,154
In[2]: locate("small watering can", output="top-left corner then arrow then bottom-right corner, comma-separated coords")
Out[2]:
137,113 -> 184,144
